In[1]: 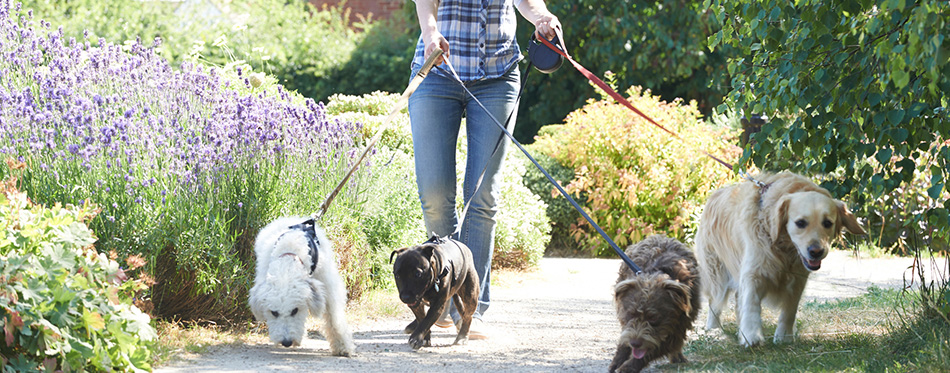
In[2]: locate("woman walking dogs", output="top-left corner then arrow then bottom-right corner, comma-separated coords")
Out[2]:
407,0 -> 562,340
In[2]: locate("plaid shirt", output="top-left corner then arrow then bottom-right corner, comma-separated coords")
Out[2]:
412,0 -> 523,82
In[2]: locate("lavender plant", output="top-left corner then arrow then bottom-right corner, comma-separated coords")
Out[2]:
0,1 -> 363,319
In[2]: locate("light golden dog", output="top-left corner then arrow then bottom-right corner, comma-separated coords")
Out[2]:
695,171 -> 865,347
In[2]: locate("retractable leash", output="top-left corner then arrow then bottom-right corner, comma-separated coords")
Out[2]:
439,49 -> 644,275
312,49 -> 444,221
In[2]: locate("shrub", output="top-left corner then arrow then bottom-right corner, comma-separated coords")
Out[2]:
521,143 -> 584,255
531,85 -> 741,256
21,0 -> 360,102
0,4 -> 365,321
492,150 -> 551,269
0,171 -> 155,372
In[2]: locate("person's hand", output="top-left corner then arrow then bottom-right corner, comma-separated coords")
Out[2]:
423,30 -> 450,65
534,13 -> 561,42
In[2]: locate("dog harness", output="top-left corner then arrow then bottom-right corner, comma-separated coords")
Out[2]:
424,235 -> 462,293
276,218 -> 320,275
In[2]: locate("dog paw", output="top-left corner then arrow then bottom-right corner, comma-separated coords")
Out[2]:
409,334 -> 429,350
738,332 -> 763,348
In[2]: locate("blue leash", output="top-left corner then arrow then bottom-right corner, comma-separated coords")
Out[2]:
437,60 -> 643,275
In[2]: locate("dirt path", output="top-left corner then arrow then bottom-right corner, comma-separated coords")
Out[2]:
156,251 -> 941,372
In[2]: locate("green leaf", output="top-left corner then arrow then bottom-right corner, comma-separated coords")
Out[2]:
887,109 -> 905,125
876,148 -> 893,164
873,112 -> 886,126
929,183 -> 945,199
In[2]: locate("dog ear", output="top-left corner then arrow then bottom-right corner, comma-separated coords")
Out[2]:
835,200 -> 866,235
390,247 -> 407,264
249,283 -> 265,321
663,279 -> 692,314
769,195 -> 792,242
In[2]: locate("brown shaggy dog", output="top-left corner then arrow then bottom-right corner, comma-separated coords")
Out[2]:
696,171 -> 865,347
610,235 -> 700,373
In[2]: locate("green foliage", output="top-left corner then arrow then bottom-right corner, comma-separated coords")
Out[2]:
708,0 -> 950,249
0,180 -> 155,372
513,0 -> 735,142
22,0 -> 360,102
492,151 -> 551,269
523,140 -> 584,255
531,86 -> 740,256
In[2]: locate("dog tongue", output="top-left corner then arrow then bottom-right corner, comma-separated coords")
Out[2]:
632,347 -> 647,359
807,259 -> 822,270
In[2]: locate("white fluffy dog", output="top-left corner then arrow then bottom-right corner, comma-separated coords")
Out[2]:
249,216 -> 355,356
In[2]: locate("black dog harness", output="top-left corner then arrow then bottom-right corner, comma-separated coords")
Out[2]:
424,235 -> 464,293
276,218 -> 320,275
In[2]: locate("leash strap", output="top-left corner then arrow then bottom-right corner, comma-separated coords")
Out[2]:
440,58 -> 643,275
313,49 -> 444,220
537,31 -> 735,171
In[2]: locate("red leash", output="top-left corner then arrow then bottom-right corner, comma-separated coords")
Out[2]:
537,30 -> 735,171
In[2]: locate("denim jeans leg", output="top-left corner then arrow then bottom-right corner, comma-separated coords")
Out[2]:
459,67 -> 520,319
409,72 -> 465,239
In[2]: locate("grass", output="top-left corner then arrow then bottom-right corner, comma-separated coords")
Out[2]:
672,287 -> 950,372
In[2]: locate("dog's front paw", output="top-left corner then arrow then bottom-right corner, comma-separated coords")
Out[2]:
773,331 -> 795,344
738,330 -> 763,347
408,333 -> 431,350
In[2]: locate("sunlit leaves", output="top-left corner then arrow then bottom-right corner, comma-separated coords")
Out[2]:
710,0 -> 950,242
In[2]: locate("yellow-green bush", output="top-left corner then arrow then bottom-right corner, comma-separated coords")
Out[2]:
531,86 -> 741,256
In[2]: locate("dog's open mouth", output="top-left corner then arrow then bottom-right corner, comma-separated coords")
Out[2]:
801,256 -> 822,271
632,347 -> 647,359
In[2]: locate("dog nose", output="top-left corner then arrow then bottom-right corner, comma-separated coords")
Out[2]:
281,339 -> 293,347
807,245 -> 825,259
630,339 -> 643,348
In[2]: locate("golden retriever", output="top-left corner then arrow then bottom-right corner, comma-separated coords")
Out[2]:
695,171 -> 865,347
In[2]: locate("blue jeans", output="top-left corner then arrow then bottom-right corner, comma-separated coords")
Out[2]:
407,66 -> 520,321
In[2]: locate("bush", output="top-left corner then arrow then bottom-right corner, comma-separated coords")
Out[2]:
531,85 -> 741,256
0,4 -> 365,321
0,172 -> 155,372
492,151 -> 551,269
21,0 -> 360,102
521,143 -> 584,256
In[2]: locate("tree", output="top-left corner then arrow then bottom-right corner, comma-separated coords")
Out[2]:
514,0 -> 733,141
707,0 -> 950,236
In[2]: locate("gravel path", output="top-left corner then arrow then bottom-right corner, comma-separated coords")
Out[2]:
156,250 -> 942,372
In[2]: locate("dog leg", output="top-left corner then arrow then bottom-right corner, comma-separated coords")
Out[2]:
321,271 -> 355,356
452,277 -> 478,345
774,278 -> 806,344
614,355 -> 647,373
736,275 -> 765,347
409,302 -> 439,349
608,343 -> 631,373
705,287 -> 731,331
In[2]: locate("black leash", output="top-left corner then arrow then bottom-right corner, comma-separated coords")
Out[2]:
439,58 -> 643,275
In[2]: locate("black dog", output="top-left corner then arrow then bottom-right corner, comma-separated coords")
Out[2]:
390,235 -> 479,349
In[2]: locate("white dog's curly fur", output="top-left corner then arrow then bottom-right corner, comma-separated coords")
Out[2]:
249,216 -> 355,356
